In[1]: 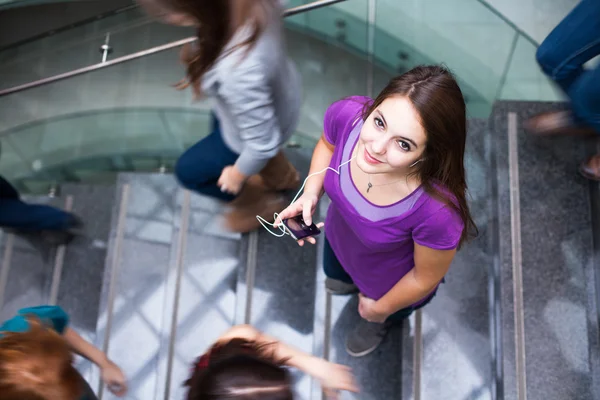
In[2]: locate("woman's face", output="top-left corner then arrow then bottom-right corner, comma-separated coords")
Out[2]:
356,96 -> 427,176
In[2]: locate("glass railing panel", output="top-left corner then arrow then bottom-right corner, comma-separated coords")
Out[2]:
0,135 -> 37,183
285,0 -> 368,139
0,59 -> 213,182
499,34 -> 565,102
1,0 -> 559,110
374,0 -> 518,117
160,109 -> 212,150
306,0 -> 368,54
0,7 -> 192,91
0,0 -> 558,194
0,109 -> 194,185
0,8 -> 143,81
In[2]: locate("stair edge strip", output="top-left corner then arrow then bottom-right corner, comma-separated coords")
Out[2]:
98,183 -> 130,399
244,230 -> 259,324
507,112 -> 527,400
0,233 -> 15,310
49,195 -> 74,305
163,189 -> 191,400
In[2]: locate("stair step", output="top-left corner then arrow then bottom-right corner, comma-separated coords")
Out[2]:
56,182 -> 116,381
92,173 -> 181,399
493,101 -> 600,399
92,172 -> 243,399
417,118 -> 494,399
235,148 -> 319,398
0,195 -> 68,321
249,218 -> 320,397
161,190 -> 241,400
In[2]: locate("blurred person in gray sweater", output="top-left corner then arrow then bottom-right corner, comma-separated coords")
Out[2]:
139,0 -> 302,232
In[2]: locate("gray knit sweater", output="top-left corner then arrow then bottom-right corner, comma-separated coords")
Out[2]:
200,3 -> 302,176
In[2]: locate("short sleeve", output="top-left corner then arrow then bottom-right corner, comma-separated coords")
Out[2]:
17,305 -> 70,334
413,206 -> 464,250
323,96 -> 369,146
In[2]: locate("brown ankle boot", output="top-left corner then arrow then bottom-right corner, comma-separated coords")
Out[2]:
224,175 -> 287,233
227,175 -> 268,209
259,152 -> 300,192
224,192 -> 287,233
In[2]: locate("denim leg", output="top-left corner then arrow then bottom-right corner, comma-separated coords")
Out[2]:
0,199 -> 73,231
536,0 -> 600,91
570,61 -> 600,133
535,0 -> 600,129
322,237 -> 354,285
174,115 -> 240,202
0,175 -> 73,231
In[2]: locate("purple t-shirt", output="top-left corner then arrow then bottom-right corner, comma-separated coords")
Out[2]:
322,96 -> 464,303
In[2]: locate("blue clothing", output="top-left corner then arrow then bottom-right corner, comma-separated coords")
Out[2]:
0,176 -> 74,231
199,2 -> 301,176
0,305 -> 69,335
536,0 -> 600,132
175,115 -> 239,202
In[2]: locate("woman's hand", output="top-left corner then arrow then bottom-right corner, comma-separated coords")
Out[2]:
358,293 -> 388,323
274,192 -> 322,246
310,358 -> 359,399
101,359 -> 128,397
218,165 -> 247,195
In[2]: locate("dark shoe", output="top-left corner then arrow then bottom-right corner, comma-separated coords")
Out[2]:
40,230 -> 76,246
580,154 -> 600,181
524,110 -> 597,137
42,214 -> 84,245
325,278 -> 359,295
345,319 -> 392,357
5,213 -> 84,246
65,213 -> 84,234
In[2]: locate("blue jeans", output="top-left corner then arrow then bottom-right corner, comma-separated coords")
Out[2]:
323,238 -> 434,324
536,0 -> 600,132
0,176 -> 73,231
174,116 -> 239,202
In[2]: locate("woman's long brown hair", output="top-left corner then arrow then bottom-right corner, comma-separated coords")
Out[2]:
185,338 -> 293,400
363,65 -> 478,247
139,0 -> 274,97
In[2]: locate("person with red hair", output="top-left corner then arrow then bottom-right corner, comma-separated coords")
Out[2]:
0,305 -> 127,400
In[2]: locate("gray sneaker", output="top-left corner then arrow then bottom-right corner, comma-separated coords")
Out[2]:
345,319 -> 391,357
325,278 -> 359,295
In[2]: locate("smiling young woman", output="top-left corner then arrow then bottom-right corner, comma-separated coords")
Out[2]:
276,65 -> 477,357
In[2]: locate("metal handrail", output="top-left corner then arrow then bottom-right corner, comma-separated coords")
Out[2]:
0,3 -> 140,53
0,0 -> 348,97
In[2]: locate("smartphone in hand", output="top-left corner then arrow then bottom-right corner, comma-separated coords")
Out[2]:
282,215 -> 321,241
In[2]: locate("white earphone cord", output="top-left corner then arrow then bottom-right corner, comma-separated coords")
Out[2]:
256,157 -> 356,237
